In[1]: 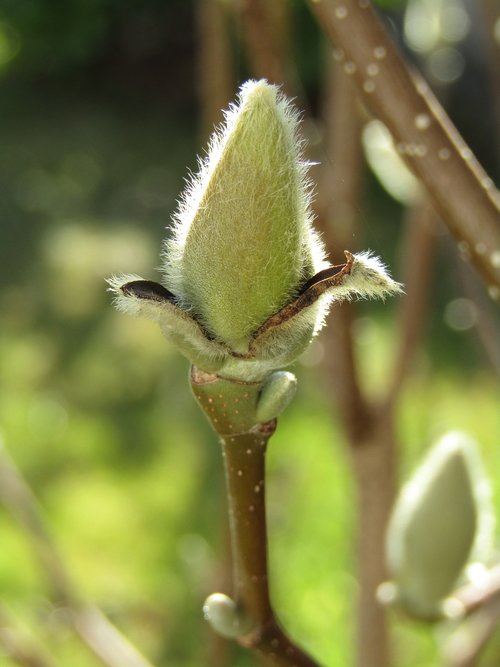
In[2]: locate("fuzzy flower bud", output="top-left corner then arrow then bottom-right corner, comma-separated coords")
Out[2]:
109,79 -> 402,381
163,79 -> 322,353
386,432 -> 494,620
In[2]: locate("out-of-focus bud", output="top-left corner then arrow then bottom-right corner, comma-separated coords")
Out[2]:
203,593 -> 253,639
386,432 -> 493,620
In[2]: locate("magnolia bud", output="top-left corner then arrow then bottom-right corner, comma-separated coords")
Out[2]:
163,79 -> 325,353
386,432 -> 492,620
109,80 -> 402,380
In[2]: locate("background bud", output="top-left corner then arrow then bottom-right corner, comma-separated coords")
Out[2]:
386,432 -> 492,620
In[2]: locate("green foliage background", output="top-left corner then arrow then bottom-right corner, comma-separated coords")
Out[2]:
0,2 -> 498,666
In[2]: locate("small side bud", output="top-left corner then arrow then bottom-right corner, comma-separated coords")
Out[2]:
386,433 -> 491,620
203,593 -> 253,639
256,371 -> 297,423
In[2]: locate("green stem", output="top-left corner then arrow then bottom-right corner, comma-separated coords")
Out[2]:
191,366 -> 322,667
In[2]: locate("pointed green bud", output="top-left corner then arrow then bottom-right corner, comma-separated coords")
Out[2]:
109,80 -> 402,380
256,371 -> 297,423
163,79 -> 325,353
386,432 -> 492,620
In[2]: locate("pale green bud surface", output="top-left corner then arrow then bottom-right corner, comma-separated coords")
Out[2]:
256,371 -> 297,423
386,433 -> 487,620
109,80 -> 401,380
163,79 -> 323,352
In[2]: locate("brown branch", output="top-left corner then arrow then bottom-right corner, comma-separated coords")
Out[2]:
196,0 -> 234,138
444,566 -> 500,665
71,606 -> 156,667
316,55 -> 394,667
237,0 -> 291,90
444,601 -> 500,666
191,368 -> 322,667
451,565 -> 500,617
316,58 -> 372,443
0,444 -> 74,605
317,58 -> 364,256
479,0 -> 500,162
0,607 -> 59,667
453,239 -> 500,376
348,411 -> 396,667
0,440 -> 156,667
307,0 -> 500,293
384,197 -> 437,407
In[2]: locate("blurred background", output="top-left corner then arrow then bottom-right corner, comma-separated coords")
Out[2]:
0,1 -> 498,666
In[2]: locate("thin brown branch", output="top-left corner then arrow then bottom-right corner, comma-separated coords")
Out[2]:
237,0 -> 291,90
0,607 -> 58,667
316,58 -> 372,443
384,197 -> 437,407
71,606 -> 156,667
0,444 -> 74,604
451,565 -> 500,617
196,0 -> 234,138
444,566 -> 500,665
479,0 -> 500,162
191,368 -> 322,667
0,440 -> 156,667
453,236 -> 500,377
307,0 -> 500,294
221,429 -> 319,667
348,410 -> 396,667
317,59 -> 364,255
444,599 -> 500,667
316,55 -> 393,667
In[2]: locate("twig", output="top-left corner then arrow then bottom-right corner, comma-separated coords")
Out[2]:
0,607 -> 59,667
317,57 -> 364,256
444,566 -> 500,665
450,565 -> 500,617
384,197 -> 437,407
71,606 -> 156,667
0,438 -> 156,667
479,0 -> 500,162
196,0 -> 234,138
306,0 -> 500,294
237,0 -> 291,90
317,56 -> 394,667
191,367 -> 322,667
348,412 -> 396,667
0,443 -> 74,605
316,58 -> 372,444
453,239 -> 500,377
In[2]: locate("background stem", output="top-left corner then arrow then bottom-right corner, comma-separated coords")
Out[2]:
307,0 -> 500,293
0,441 -> 156,667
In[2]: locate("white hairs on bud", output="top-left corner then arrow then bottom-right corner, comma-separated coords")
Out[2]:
329,251 -> 404,302
107,274 -> 156,318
